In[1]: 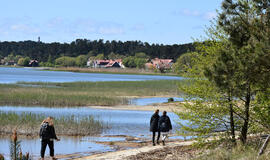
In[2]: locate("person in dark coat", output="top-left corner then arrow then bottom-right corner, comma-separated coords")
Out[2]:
40,117 -> 60,160
158,111 -> 172,146
150,109 -> 160,146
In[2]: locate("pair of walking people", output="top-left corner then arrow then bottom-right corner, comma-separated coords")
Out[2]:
150,109 -> 172,146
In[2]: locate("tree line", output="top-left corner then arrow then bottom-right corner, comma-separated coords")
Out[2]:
0,39 -> 195,63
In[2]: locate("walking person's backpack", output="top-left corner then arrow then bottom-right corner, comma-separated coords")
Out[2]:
40,122 -> 50,139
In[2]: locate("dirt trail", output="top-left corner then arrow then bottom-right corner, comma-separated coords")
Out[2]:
74,140 -> 194,160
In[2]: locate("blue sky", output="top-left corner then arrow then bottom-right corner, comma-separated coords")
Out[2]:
0,0 -> 223,44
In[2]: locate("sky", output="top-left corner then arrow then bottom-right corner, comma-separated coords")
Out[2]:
0,0 -> 223,45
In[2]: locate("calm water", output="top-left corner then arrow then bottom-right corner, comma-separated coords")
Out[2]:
130,97 -> 184,106
0,67 -> 183,83
0,106 -> 181,136
0,106 -> 186,158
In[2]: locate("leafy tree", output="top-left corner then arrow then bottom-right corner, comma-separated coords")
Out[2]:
75,55 -> 88,67
95,54 -> 104,60
177,0 -> 270,145
135,58 -> 147,69
17,57 -> 30,66
55,56 -> 76,67
172,52 -> 198,74
175,42 -> 241,144
123,56 -> 136,68
216,0 -> 270,144
135,52 -> 149,59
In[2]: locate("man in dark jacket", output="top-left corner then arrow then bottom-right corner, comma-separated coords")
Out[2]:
150,109 -> 160,146
158,111 -> 172,146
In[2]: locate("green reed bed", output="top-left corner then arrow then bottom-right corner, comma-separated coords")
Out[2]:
0,112 -> 106,136
0,80 -> 181,107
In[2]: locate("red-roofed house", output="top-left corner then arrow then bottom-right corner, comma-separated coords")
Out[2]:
88,59 -> 125,68
149,58 -> 174,70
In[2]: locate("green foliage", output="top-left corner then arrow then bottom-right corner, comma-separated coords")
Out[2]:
123,56 -> 136,68
95,53 -> 104,60
55,56 -> 76,67
17,57 -> 30,66
172,52 -> 198,74
123,56 -> 147,69
0,39 -> 195,63
75,55 -> 88,67
107,52 -> 124,60
176,0 -> 270,146
39,62 -> 54,67
135,52 -> 149,59
134,58 -> 147,69
253,89 -> 270,131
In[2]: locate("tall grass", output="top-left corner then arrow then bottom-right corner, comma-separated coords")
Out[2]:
0,80 -> 181,107
0,112 -> 106,136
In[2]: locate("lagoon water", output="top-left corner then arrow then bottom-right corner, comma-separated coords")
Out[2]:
0,67 -> 182,83
0,106 -> 184,158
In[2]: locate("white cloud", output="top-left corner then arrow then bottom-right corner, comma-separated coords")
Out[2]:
175,9 -> 217,20
0,17 -> 126,41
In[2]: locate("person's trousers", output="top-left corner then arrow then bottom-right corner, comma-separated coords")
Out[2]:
41,139 -> 54,158
161,132 -> 169,141
152,131 -> 160,144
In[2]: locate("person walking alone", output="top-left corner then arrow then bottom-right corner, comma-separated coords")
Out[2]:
158,111 -> 172,146
150,109 -> 160,146
40,117 -> 60,160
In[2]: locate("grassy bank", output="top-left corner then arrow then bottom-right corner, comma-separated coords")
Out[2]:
49,67 -> 178,76
127,139 -> 270,160
193,142 -> 270,160
0,80 -> 180,107
0,112 -> 106,136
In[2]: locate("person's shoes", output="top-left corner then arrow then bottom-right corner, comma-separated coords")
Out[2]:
162,140 -> 165,146
51,157 -> 57,160
153,143 -> 156,146
157,141 -> 160,145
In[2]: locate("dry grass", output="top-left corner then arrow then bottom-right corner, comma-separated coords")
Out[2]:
51,67 -> 177,76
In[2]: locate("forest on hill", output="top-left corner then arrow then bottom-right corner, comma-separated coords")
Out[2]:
0,39 -> 195,62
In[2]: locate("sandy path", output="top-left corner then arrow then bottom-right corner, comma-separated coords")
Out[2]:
87,102 -> 184,112
74,140 -> 194,160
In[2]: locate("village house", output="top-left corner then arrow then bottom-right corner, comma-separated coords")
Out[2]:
87,59 -> 124,68
145,58 -> 174,70
29,60 -> 39,67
